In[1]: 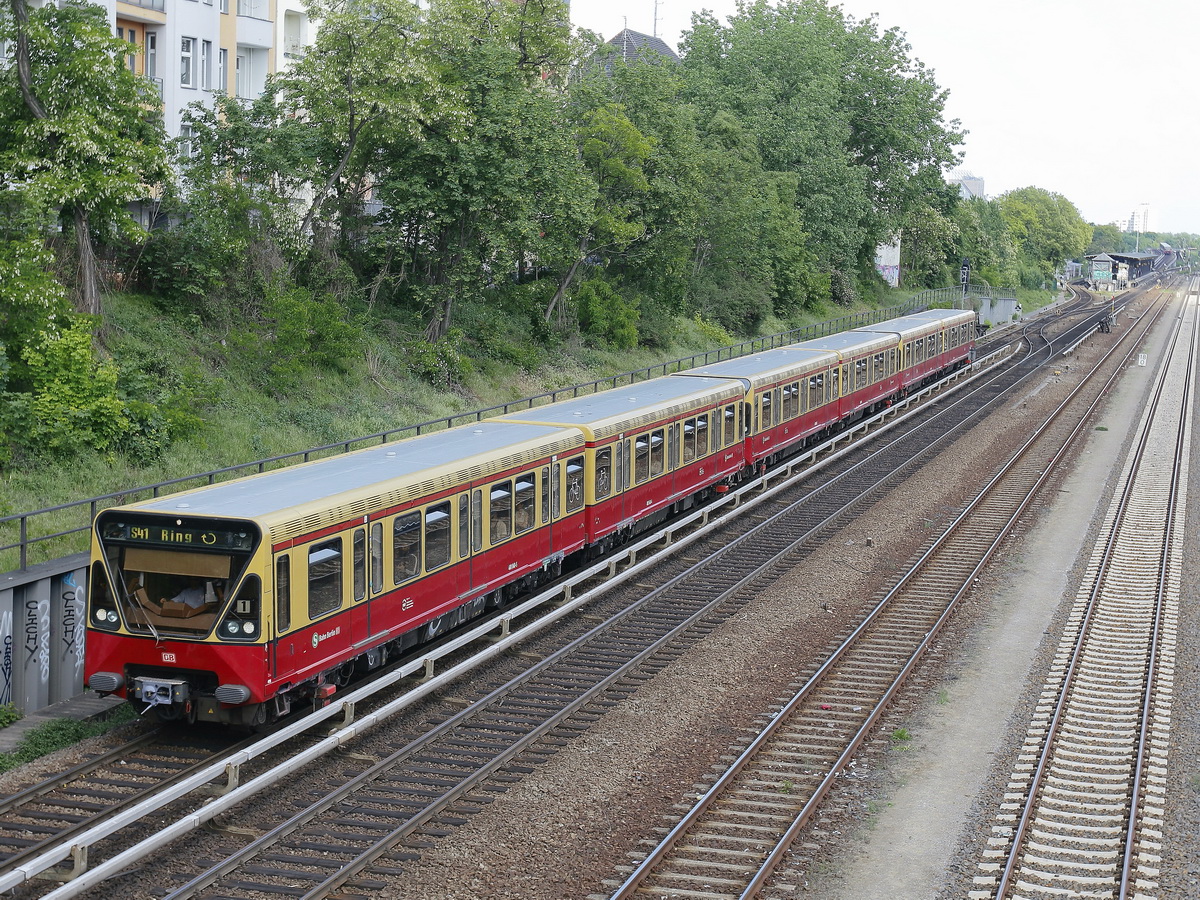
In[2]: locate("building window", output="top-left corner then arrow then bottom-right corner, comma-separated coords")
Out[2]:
126,31 -> 137,72
201,40 -> 211,90
145,32 -> 157,78
217,48 -> 227,92
178,125 -> 199,160
220,0 -> 228,13
180,37 -> 195,88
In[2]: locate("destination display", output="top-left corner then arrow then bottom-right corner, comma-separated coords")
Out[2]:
101,518 -> 254,551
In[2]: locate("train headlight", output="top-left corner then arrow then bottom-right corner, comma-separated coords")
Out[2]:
242,621 -> 256,635
226,621 -> 240,635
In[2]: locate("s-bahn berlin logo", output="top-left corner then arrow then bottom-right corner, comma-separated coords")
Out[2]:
312,626 -> 341,649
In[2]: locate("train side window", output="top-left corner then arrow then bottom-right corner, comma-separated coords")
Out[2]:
459,494 -> 469,559
697,414 -> 710,455
649,430 -> 665,477
615,441 -> 625,491
541,468 -> 550,522
595,449 -> 612,499
723,405 -> 737,444
353,528 -> 366,602
490,480 -> 513,543
552,462 -> 561,519
682,418 -> 696,462
565,455 -> 585,512
668,423 -> 679,471
515,473 -> 536,533
830,368 -> 840,401
760,392 -> 771,429
426,502 -> 451,569
393,513 -> 420,583
635,434 -> 650,483
471,490 -> 483,551
370,523 -> 383,593
782,384 -> 794,419
308,537 -> 342,618
276,554 -> 290,633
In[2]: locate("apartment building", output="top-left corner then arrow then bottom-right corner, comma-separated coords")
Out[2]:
5,0 -> 311,140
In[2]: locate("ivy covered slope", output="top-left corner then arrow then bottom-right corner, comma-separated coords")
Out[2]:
3,0 -> 1182,529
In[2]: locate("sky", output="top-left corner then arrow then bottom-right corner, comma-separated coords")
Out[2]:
569,0 -> 1200,237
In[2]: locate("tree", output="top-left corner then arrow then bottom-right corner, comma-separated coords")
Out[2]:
0,0 -> 169,317
997,187 -> 1091,287
680,0 -> 962,280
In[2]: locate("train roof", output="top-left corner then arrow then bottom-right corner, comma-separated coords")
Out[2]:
493,373 -> 744,441
120,421 -> 584,538
675,347 -> 837,390
789,329 -> 896,355
852,308 -> 975,340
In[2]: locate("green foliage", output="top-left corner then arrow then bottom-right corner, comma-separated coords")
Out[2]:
692,315 -> 734,347
1,315 -> 128,461
255,278 -> 361,385
0,704 -> 137,774
404,330 -> 471,387
576,280 -> 639,349
997,187 -> 1091,286
0,703 -> 20,728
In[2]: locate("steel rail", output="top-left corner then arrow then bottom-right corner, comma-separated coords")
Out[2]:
611,291 -> 1167,900
992,292 -> 1190,899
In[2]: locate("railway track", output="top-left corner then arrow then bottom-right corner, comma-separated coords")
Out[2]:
605,293 -> 1170,899
0,290 -> 1138,900
973,286 -> 1197,900
0,728 -> 252,881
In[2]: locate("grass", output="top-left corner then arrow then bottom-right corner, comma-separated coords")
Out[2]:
1,281 -> 1007,570
0,704 -> 139,774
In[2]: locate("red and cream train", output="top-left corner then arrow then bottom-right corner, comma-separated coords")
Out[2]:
86,308 -> 976,725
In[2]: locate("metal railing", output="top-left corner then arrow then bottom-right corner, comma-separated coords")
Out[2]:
1,291 -> 999,572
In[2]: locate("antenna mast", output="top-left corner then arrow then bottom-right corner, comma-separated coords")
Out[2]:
653,0 -> 662,37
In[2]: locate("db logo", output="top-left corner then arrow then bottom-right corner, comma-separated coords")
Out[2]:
162,652 -> 176,663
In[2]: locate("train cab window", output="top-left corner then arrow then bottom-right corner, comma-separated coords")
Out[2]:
565,456 -> 585,512
471,490 -> 483,551
426,501 -> 452,569
515,474 -> 536,533
696,413 -> 709,454
353,528 -> 366,602
595,449 -> 613,499
649,430 -> 665,477
276,554 -> 290,633
490,480 -> 513,543
393,512 -> 420,583
308,537 -> 342,618
459,495 -> 469,559
541,468 -> 551,523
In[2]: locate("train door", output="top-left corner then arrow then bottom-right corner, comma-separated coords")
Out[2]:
271,552 -> 291,678
349,527 -> 369,646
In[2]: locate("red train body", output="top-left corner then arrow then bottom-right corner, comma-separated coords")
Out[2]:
85,309 -> 975,725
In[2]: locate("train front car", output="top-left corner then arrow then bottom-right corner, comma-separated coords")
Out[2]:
86,420 -> 588,727
87,510 -> 269,725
